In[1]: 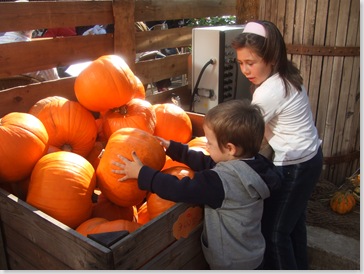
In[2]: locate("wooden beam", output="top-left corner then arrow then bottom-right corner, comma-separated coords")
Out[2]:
113,0 -> 136,70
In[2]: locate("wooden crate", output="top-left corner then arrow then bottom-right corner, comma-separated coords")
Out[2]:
0,105 -> 207,269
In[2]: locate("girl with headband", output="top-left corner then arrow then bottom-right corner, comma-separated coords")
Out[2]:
231,21 -> 323,270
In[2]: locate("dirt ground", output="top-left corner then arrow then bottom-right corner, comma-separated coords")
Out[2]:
306,179 -> 360,241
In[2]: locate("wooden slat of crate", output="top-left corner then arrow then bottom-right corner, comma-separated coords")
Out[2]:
0,35 -> 114,78
135,53 -> 189,84
0,224 -> 8,269
139,223 -> 208,269
145,85 -> 191,107
136,27 -> 192,53
6,248 -> 35,270
111,203 -> 203,269
0,78 -> 76,118
0,189 -> 114,270
3,224 -> 71,270
0,1 -> 113,33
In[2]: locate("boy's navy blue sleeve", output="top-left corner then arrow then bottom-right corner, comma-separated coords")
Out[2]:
138,166 -> 224,209
166,140 -> 216,171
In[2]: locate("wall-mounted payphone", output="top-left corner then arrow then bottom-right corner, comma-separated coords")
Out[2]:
191,25 -> 251,114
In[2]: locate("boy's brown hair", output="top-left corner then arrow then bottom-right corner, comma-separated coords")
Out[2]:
204,99 -> 265,158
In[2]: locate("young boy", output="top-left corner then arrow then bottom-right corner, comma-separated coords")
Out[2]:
111,99 -> 282,270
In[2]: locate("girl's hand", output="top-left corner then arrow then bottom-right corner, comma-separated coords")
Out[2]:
111,151 -> 143,182
156,136 -> 170,149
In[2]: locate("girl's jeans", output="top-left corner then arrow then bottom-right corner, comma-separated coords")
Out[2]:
262,146 -> 323,270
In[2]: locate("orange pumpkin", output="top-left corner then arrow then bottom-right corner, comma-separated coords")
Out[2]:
188,136 -> 209,155
102,98 -> 156,140
153,103 -> 192,143
92,192 -> 136,221
330,191 -> 357,214
147,166 -> 194,219
29,96 -> 68,117
74,54 -> 137,112
162,155 -> 189,170
96,127 -> 166,207
133,76 -> 146,99
76,217 -> 142,237
136,201 -> 150,225
34,99 -> 98,157
26,151 -> 96,229
86,141 -> 106,170
0,112 -> 49,182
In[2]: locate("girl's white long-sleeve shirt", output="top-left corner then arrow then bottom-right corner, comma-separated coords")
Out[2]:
252,73 -> 322,166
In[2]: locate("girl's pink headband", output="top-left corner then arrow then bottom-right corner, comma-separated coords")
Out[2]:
242,22 -> 266,38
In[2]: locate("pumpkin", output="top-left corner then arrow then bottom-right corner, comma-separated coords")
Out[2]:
34,99 -> 98,157
76,217 -> 142,237
92,192 -> 136,221
96,127 -> 166,207
0,112 -> 49,182
102,98 -> 156,140
86,141 -> 106,170
147,166 -> 194,219
26,151 -> 96,229
330,191 -> 357,214
136,201 -> 150,225
152,103 -> 192,143
74,54 -> 137,112
162,155 -> 189,170
29,96 -> 68,117
133,76 -> 146,99
187,136 -> 209,155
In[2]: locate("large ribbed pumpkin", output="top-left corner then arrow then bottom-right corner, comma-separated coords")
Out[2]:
34,99 -> 97,158
26,151 -> 96,229
0,112 -> 49,183
147,166 -> 195,219
133,76 -> 146,99
28,96 -> 68,117
74,54 -> 137,112
96,127 -> 166,207
153,103 -> 192,143
102,98 -> 156,140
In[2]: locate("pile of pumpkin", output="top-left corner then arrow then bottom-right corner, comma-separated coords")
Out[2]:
0,55 -> 208,237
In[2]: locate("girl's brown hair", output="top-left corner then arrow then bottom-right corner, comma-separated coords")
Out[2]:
231,20 -> 303,96
204,99 -> 264,158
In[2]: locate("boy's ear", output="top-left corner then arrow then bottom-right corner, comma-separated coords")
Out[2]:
226,143 -> 237,155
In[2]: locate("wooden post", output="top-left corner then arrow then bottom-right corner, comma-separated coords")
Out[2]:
113,0 -> 136,71
236,0 -> 260,24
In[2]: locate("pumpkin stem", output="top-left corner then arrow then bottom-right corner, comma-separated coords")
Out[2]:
110,105 -> 128,115
62,144 -> 73,152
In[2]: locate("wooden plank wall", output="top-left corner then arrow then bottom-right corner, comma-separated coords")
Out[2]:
258,0 -> 360,185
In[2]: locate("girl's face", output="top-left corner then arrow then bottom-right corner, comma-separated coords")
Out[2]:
236,47 -> 273,86
203,124 -> 234,163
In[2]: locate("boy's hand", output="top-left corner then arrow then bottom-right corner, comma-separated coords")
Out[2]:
111,151 -> 143,182
156,136 -> 170,149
